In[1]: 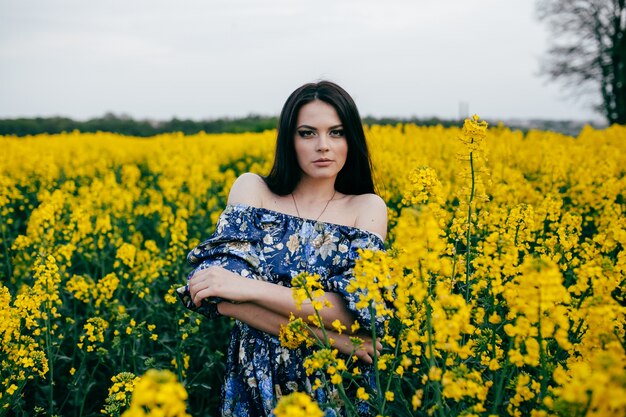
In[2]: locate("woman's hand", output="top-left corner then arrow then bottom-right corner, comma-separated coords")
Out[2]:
321,329 -> 383,365
188,266 -> 252,306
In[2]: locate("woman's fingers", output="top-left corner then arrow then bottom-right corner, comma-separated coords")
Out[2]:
329,332 -> 384,364
192,287 -> 215,307
333,336 -> 373,364
188,269 -> 215,306
353,348 -> 373,364
356,334 -> 382,356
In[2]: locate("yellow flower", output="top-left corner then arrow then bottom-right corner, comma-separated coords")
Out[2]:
116,243 -> 137,268
331,319 -> 346,334
273,392 -> 323,417
312,378 -> 322,390
458,114 -> 488,150
356,387 -> 370,401
488,312 -> 501,324
412,390 -> 423,410
122,369 -> 189,417
351,320 -> 360,333
428,367 -> 442,381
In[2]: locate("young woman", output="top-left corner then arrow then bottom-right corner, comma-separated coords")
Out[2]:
179,81 -> 388,416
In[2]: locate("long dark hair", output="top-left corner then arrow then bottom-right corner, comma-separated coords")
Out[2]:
263,80 -> 376,196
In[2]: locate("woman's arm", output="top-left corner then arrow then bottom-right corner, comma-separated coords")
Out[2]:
218,301 -> 381,364
189,269 -> 357,332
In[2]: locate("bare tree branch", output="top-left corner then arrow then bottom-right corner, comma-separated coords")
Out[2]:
537,0 -> 626,123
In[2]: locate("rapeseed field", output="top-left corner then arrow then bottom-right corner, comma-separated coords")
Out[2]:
1,121 -> 624,416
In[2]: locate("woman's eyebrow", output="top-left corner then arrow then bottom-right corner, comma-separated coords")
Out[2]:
296,124 -> 343,130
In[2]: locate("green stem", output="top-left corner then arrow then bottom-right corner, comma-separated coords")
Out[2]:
175,316 -> 184,383
425,300 -> 444,415
336,383 -> 358,417
614,328 -> 626,351
314,308 -> 329,345
492,364 -> 515,415
381,322 -> 405,411
465,150 -> 475,303
78,359 -> 101,417
367,303 -> 384,414
302,283 -> 330,345
316,373 -> 338,414
303,322 -> 328,348
490,326 -> 503,414
0,215 -> 12,280
59,302 -> 79,415
537,302 -> 548,402
44,296 -> 55,416
132,330 -> 138,374
450,238 -> 459,283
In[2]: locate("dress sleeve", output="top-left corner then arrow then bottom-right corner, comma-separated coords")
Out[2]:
322,234 -> 388,337
177,205 -> 264,319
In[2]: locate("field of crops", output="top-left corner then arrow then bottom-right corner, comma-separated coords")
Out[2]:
1,121 -> 625,417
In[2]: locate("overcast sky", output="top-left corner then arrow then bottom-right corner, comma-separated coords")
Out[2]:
0,0 -> 602,122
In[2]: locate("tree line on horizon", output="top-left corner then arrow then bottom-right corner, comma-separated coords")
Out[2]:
0,113 -> 464,137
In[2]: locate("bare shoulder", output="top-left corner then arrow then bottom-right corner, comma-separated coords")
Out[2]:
351,193 -> 388,240
226,173 -> 268,207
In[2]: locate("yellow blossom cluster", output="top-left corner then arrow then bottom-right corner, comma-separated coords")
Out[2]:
503,256 -> 571,367
273,392 -> 323,417
78,316 -> 109,352
0,255 -> 61,410
291,272 -> 326,311
302,347 -> 349,387
122,369 -> 190,417
102,372 -> 140,416
401,166 -> 445,208
441,364 -> 491,406
279,314 -> 314,349
348,249 -> 395,320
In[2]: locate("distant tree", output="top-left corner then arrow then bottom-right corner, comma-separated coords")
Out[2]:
536,0 -> 626,124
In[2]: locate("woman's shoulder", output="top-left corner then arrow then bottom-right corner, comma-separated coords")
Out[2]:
348,193 -> 388,241
226,173 -> 268,207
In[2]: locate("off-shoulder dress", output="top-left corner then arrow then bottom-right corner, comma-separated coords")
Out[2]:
178,203 -> 386,417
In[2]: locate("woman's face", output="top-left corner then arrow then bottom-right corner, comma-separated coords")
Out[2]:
293,100 -> 348,182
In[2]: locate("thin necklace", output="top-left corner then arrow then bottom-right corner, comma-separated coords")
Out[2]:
291,190 -> 336,222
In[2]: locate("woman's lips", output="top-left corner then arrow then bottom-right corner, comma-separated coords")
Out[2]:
313,160 -> 332,167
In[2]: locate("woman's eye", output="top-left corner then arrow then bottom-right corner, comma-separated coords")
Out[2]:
297,130 -> 315,138
330,129 -> 345,137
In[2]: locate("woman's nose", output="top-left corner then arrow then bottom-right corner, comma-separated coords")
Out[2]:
316,135 -> 330,151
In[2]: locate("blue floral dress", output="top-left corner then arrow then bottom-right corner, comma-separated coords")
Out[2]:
177,204 -> 386,416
